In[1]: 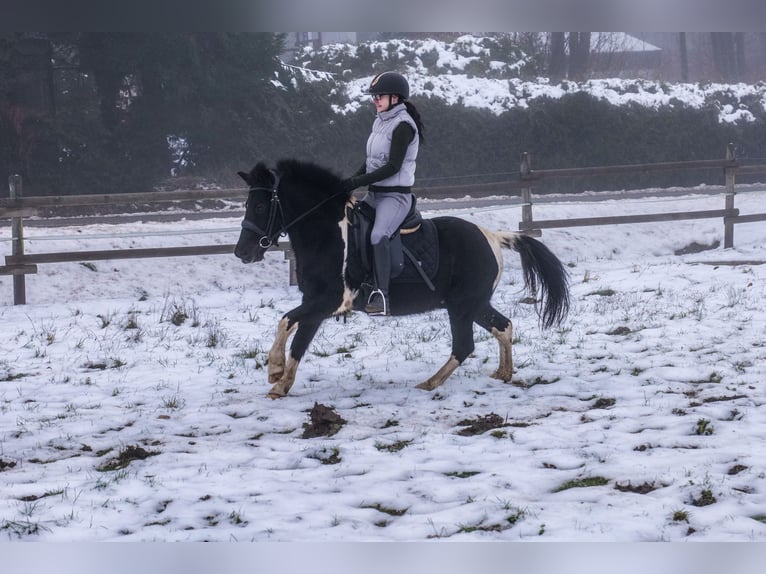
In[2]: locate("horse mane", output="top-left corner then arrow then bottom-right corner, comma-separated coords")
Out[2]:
276,158 -> 344,196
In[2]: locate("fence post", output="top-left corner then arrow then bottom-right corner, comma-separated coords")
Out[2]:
520,152 -> 534,232
9,174 -> 26,304
723,143 -> 736,249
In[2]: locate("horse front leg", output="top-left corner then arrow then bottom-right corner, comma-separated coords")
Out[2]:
268,317 -> 298,384
268,318 -> 322,399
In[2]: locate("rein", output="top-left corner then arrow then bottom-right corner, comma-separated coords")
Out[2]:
242,169 -> 347,248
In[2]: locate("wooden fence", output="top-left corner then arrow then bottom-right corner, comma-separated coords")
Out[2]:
2,145 -> 766,305
517,145 -> 766,246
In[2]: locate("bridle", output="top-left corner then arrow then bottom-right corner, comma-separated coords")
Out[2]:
241,169 -> 285,249
241,168 -> 348,249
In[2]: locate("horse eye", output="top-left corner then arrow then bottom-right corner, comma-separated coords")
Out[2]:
254,204 -> 267,215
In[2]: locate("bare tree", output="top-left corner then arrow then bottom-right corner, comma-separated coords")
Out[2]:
549,32 -> 567,80
710,32 -> 746,81
568,32 -> 591,80
679,32 -> 689,82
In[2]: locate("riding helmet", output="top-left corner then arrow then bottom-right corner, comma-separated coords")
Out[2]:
365,71 -> 410,100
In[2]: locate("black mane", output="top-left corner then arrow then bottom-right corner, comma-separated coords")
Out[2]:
276,159 -> 345,198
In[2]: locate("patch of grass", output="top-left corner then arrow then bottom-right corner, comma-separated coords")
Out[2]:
727,464 -> 748,475
751,515 -> 766,524
96,445 -> 159,472
228,510 -> 247,526
457,522 -> 503,534
702,394 -> 747,403
362,503 -> 408,516
694,418 -> 714,436
554,476 -> 609,492
690,489 -> 717,507
17,488 -> 66,502
161,394 -> 185,410
310,448 -> 341,465
82,358 -> 126,371
607,326 -> 631,336
374,439 -> 413,453
0,518 -> 49,538
587,288 -> 616,297
690,372 -> 723,385
614,481 -> 658,494
1,371 -> 29,382
444,471 -> 480,479
592,397 -> 616,409
672,510 -> 690,523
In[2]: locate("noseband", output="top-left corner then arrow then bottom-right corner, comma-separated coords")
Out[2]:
242,169 -> 285,249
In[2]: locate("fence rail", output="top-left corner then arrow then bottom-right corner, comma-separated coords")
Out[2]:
517,145 -> 765,248
3,145 -> 766,305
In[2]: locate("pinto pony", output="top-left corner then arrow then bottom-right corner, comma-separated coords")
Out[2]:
235,159 -> 569,398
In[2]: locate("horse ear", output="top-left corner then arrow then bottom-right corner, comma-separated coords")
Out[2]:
237,171 -> 252,185
254,162 -> 270,179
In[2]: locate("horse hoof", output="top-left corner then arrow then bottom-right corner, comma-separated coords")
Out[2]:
491,370 -> 513,382
268,372 -> 283,384
267,390 -> 285,400
415,381 -> 438,391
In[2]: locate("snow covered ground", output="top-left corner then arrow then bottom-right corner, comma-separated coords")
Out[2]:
1,187 -> 765,543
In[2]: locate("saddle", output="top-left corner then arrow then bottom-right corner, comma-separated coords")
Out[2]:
346,196 -> 439,295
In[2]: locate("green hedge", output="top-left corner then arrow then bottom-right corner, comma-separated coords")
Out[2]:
298,91 -> 764,195
8,91 -> 766,196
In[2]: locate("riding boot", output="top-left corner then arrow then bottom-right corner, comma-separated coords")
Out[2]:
366,240 -> 391,316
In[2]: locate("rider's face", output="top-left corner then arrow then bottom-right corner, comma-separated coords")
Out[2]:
372,94 -> 398,112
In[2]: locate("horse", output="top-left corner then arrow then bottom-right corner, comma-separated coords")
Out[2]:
234,159 -> 570,399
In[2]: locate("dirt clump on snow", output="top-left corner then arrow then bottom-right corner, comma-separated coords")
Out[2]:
302,403 -> 347,438
455,413 -> 508,436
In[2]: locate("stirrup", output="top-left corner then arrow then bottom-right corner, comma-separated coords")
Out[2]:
365,289 -> 389,316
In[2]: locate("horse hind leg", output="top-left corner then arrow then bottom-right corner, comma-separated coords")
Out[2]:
416,310 -> 474,391
475,304 -> 514,381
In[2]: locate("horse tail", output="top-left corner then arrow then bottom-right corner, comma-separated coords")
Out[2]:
495,232 -> 570,329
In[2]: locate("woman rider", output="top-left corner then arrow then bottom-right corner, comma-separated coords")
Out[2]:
343,71 -> 425,316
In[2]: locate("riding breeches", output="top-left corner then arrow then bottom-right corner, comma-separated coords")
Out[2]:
363,191 -> 413,245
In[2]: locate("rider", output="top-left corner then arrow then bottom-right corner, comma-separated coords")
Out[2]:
342,71 -> 425,316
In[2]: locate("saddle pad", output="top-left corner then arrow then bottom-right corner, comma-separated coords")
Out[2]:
396,218 -> 439,283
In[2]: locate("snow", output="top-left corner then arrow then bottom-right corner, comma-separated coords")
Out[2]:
1,188 -> 765,542
300,36 -> 766,122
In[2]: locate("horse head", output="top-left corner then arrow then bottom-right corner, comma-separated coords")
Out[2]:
235,159 -> 348,264
234,162 -> 283,264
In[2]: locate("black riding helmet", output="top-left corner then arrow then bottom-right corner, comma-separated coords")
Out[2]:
365,71 -> 409,100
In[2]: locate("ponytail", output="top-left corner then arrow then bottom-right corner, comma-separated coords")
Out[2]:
404,101 -> 425,145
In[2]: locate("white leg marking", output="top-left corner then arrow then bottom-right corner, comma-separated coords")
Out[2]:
490,324 -> 514,381
268,318 -> 297,384
333,203 -> 359,315
268,356 -> 299,399
416,356 -> 461,391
